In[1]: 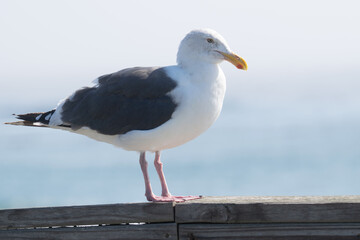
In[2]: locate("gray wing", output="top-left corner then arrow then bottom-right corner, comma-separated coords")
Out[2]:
60,67 -> 178,135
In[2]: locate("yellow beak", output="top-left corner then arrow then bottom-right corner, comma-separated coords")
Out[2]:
216,51 -> 248,70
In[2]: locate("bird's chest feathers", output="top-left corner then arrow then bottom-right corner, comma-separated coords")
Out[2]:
188,79 -> 225,120
170,69 -> 226,134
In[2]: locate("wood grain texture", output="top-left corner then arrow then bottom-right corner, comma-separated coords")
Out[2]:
0,202 -> 174,230
0,223 -> 177,240
2,196 -> 360,239
179,223 -> 360,240
175,196 -> 360,223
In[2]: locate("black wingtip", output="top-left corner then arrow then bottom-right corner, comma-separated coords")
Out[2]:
14,110 -> 56,125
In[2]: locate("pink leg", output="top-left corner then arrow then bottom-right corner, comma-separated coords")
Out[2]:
151,151 -> 201,202
139,152 -> 157,201
154,151 -> 171,197
139,151 -> 202,202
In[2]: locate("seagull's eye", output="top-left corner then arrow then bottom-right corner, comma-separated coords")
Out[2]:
207,38 -> 215,44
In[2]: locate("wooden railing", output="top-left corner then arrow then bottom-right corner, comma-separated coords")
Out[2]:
1,196 -> 360,239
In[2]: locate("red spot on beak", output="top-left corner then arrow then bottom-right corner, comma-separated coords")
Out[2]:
236,64 -> 244,69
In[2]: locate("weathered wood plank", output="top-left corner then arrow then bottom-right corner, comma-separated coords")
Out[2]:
0,202 -> 174,230
175,196 -> 360,223
0,223 -> 177,240
179,223 -> 360,240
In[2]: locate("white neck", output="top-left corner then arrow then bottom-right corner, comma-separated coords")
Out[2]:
178,60 -> 220,80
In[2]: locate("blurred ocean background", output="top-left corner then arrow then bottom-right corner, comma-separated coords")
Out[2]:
1,0 -> 359,209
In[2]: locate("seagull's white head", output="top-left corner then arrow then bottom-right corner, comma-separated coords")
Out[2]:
177,29 -> 247,70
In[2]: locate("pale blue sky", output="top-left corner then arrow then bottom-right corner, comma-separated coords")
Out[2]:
1,0 -> 359,105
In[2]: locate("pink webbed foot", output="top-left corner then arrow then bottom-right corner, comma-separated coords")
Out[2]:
146,194 -> 202,202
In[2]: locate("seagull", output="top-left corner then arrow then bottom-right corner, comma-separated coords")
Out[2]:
6,29 -> 247,202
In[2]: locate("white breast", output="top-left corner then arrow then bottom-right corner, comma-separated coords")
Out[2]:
115,64 -> 226,152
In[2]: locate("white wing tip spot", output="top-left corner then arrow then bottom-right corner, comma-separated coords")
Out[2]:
45,114 -> 51,121
35,114 -> 42,121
